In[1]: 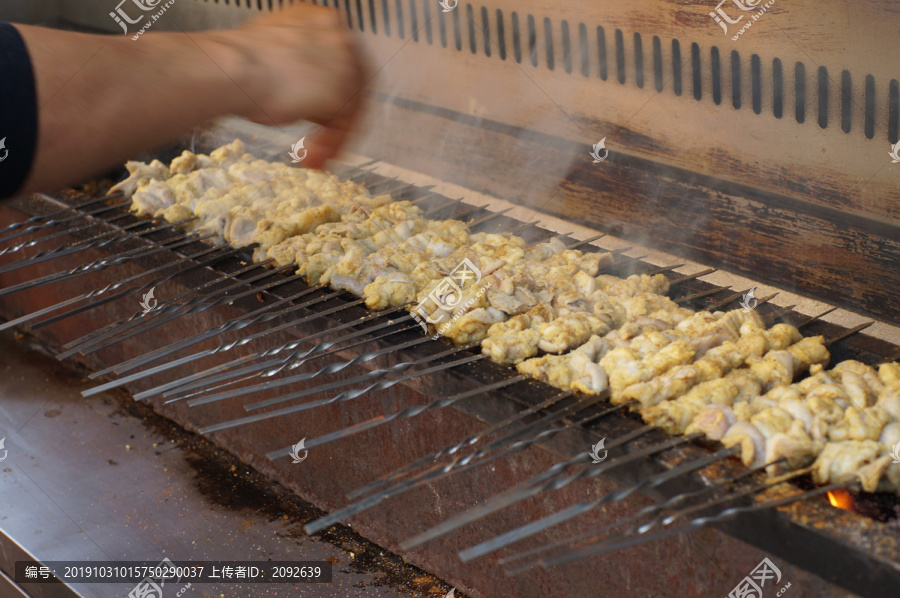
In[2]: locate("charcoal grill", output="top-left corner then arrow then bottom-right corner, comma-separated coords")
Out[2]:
3,1 -> 900,597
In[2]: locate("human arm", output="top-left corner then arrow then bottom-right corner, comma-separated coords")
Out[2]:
8,3 -> 364,196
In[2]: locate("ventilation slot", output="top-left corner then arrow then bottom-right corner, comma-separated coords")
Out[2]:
496,10 -> 506,60
710,46 -> 721,105
818,66 -> 828,129
438,2 -> 447,46
512,12 -> 521,63
731,50 -> 741,109
615,29 -> 625,84
467,5 -> 476,53
350,12 -> 892,141
795,62 -> 806,124
528,15 -> 537,66
652,35 -> 662,91
864,74 -> 875,139
691,42 -> 701,100
452,5 -> 461,50
562,21 -> 572,74
889,80 -> 899,144
579,23 -> 589,77
544,18 -> 555,70
422,0 -> 431,44
773,58 -> 783,118
841,70 -> 851,133
672,39 -> 682,96
597,26 -> 608,81
481,7 -> 491,57
633,33 -> 644,88
751,53 -> 761,114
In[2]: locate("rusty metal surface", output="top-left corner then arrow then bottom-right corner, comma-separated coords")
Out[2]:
0,328 -> 459,598
0,194 -> 884,597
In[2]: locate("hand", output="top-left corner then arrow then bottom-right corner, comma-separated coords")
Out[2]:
208,4 -> 367,168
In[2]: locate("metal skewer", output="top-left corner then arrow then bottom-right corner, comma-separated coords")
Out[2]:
154,307 -> 414,400
98,293 -> 372,400
0,192 -> 123,239
455,446 -> 741,561
199,350 -> 486,434
85,293 -> 372,397
0,198 -> 131,246
466,208 -> 513,228
57,255 -> 269,359
0,215 -> 198,278
0,240 -> 235,333
31,245 -> 247,331
498,457 -> 782,569
423,197 -> 467,217
233,341 -> 481,412
347,376 -> 594,499
81,283 -> 345,391
165,323 -> 422,404
185,325 -> 431,408
79,264 -> 299,363
0,225 -> 208,299
533,479 -> 847,570
398,430 -> 696,550
303,417 -> 653,536
266,376 -> 534,459
566,233 -> 607,250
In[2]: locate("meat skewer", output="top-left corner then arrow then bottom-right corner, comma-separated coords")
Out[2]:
104,141 -> 896,516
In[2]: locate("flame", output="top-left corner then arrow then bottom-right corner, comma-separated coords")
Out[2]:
827,489 -> 854,511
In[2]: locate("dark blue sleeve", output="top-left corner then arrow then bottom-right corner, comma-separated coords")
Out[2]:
0,22 -> 38,199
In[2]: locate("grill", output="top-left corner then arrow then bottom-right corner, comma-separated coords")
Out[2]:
2,130 -> 899,597
4,1 -> 900,597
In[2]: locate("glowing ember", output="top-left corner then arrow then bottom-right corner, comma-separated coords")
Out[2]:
827,489 -> 854,511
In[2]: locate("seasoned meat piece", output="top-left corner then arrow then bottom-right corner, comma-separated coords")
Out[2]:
364,272 -> 417,310
838,370 -> 877,408
439,307 -> 506,345
685,404 -> 736,440
537,312 -> 608,354
832,360 -> 885,396
481,312 -> 548,365
878,363 -> 900,387
765,420 -> 816,475
524,237 -> 568,261
110,159 -> 169,198
722,422 -> 767,468
813,440 -> 891,492
169,149 -> 215,174
209,138 -> 247,166
750,406 -> 794,439
130,179 -> 175,217
778,396 -> 814,433
828,406 -> 889,442
516,335 -> 610,394
876,385 -> 900,421
623,321 -> 791,409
